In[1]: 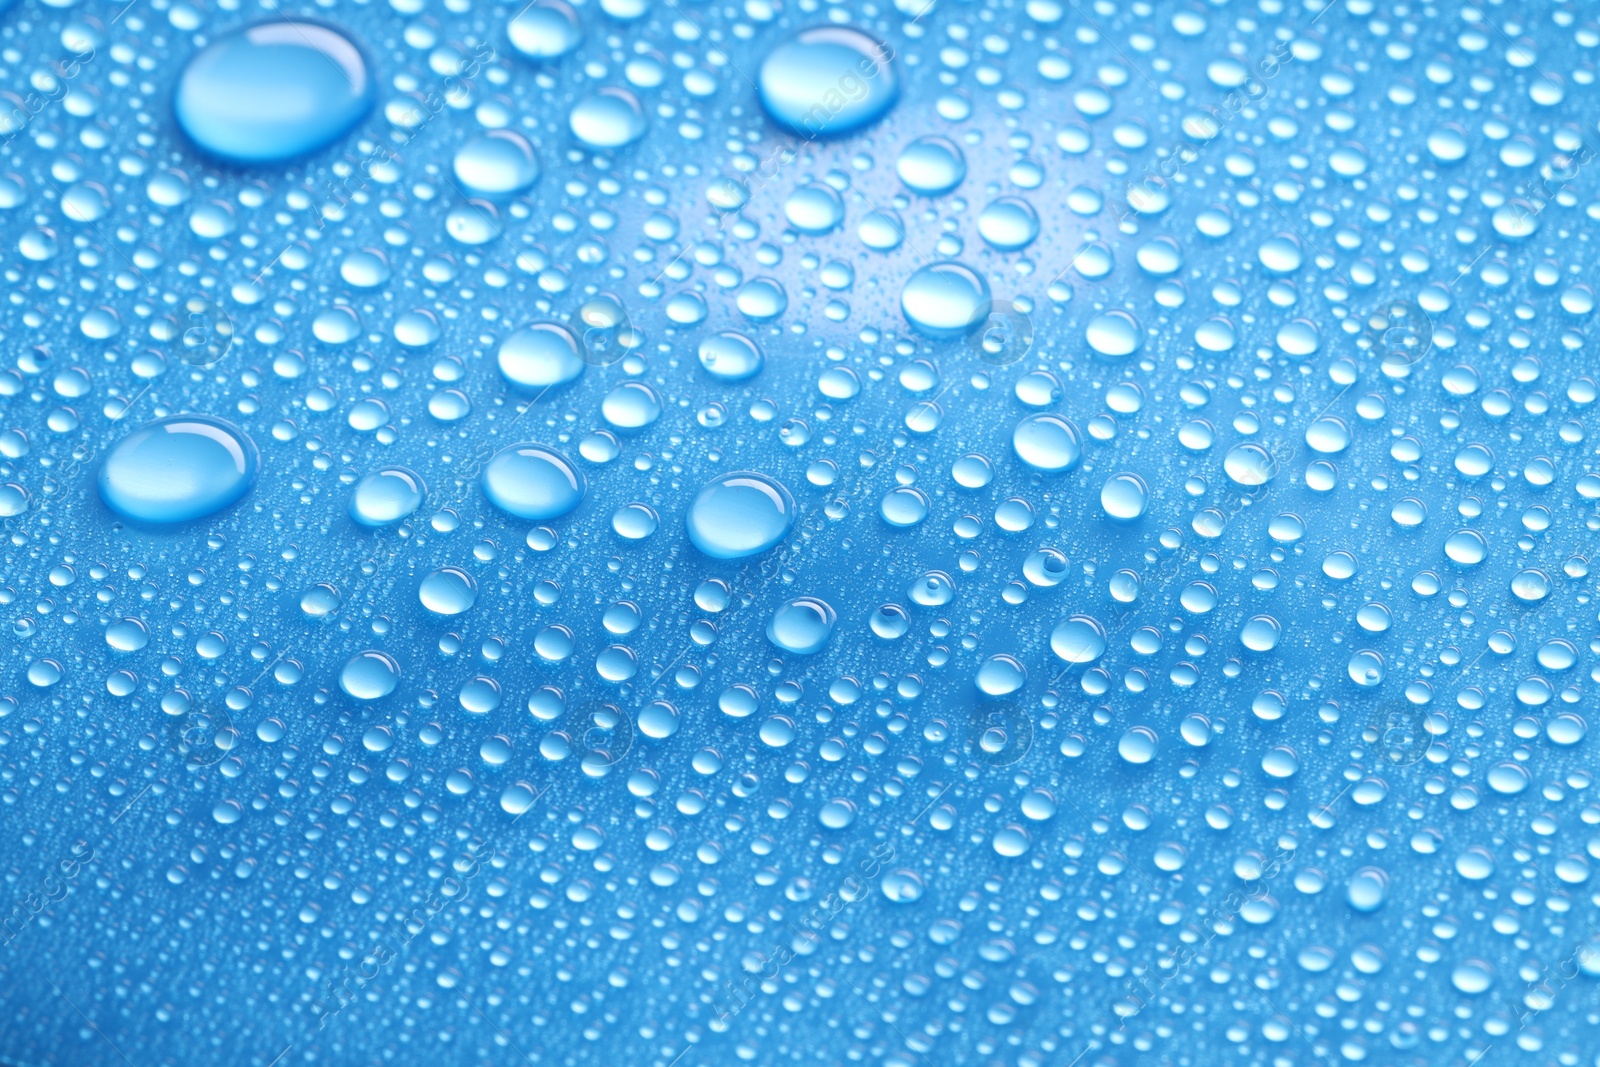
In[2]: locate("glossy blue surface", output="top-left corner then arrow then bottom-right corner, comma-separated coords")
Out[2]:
3,2 -> 1600,1066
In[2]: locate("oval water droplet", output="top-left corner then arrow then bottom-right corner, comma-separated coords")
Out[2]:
900,261 -> 990,338
98,414 -> 260,524
757,27 -> 898,138
175,20 -> 376,163
686,471 -> 796,559
348,466 -> 425,527
480,443 -> 586,520
766,596 -> 837,655
1012,413 -> 1083,472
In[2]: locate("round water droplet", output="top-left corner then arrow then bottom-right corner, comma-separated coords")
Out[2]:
453,131 -> 540,197
880,869 -> 925,903
1239,615 -> 1281,652
1451,960 -> 1495,994
105,618 -> 150,653
339,650 -> 400,701
757,26 -> 898,138
1444,529 -> 1486,565
1510,569 -> 1551,602
1118,726 -> 1159,764
1100,472 -> 1148,520
896,136 -> 966,194
686,471 -> 796,559
601,381 -> 662,431
1012,413 -> 1082,472
498,323 -> 584,389
480,443 -> 586,520
419,566 -> 478,616
976,655 -> 1025,696
819,798 -> 857,830
1085,310 -> 1141,357
784,182 -> 844,234
766,596 -> 837,655
697,332 -> 764,381
1346,867 -> 1389,912
900,261 -> 990,338
1347,649 -> 1385,687
1050,615 -> 1105,664
98,414 -> 259,524
175,20 -> 376,163
879,486 -> 930,527
569,87 -> 646,149
1222,443 -> 1275,486
508,0 -> 581,59
977,196 -> 1040,251
348,466 -> 425,527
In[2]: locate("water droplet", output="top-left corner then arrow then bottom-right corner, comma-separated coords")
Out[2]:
697,332 -> 765,381
1050,615 -> 1105,664
339,650 -> 401,701
1222,443 -> 1275,487
453,131 -> 540,197
508,0 -> 582,59
1118,726 -> 1159,764
896,136 -> 966,195
1085,310 -> 1141,357
480,443 -> 586,520
686,471 -> 796,559
900,261 -> 990,338
784,182 -> 844,234
418,566 -> 478,616
175,21 -> 375,163
348,466 -> 425,527
498,323 -> 584,389
757,27 -> 898,138
98,415 -> 259,524
1099,472 -> 1149,521
1012,413 -> 1082,472
1346,866 -> 1389,912
766,596 -> 837,655
976,196 -> 1040,251
569,87 -> 647,149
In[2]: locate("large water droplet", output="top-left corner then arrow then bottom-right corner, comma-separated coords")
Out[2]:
766,596 -> 837,655
348,466 -> 425,527
901,262 -> 990,338
175,21 -> 375,163
977,197 -> 1040,251
419,566 -> 478,616
757,27 -> 898,138
98,414 -> 260,524
686,471 -> 796,559
453,131 -> 540,197
508,0 -> 582,59
896,136 -> 966,194
1085,310 -> 1141,357
1012,413 -> 1083,472
480,443 -> 586,520
339,650 -> 401,701
697,332 -> 765,381
1050,615 -> 1105,664
1346,866 -> 1390,912
569,87 -> 647,148
1100,472 -> 1149,520
498,323 -> 584,389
